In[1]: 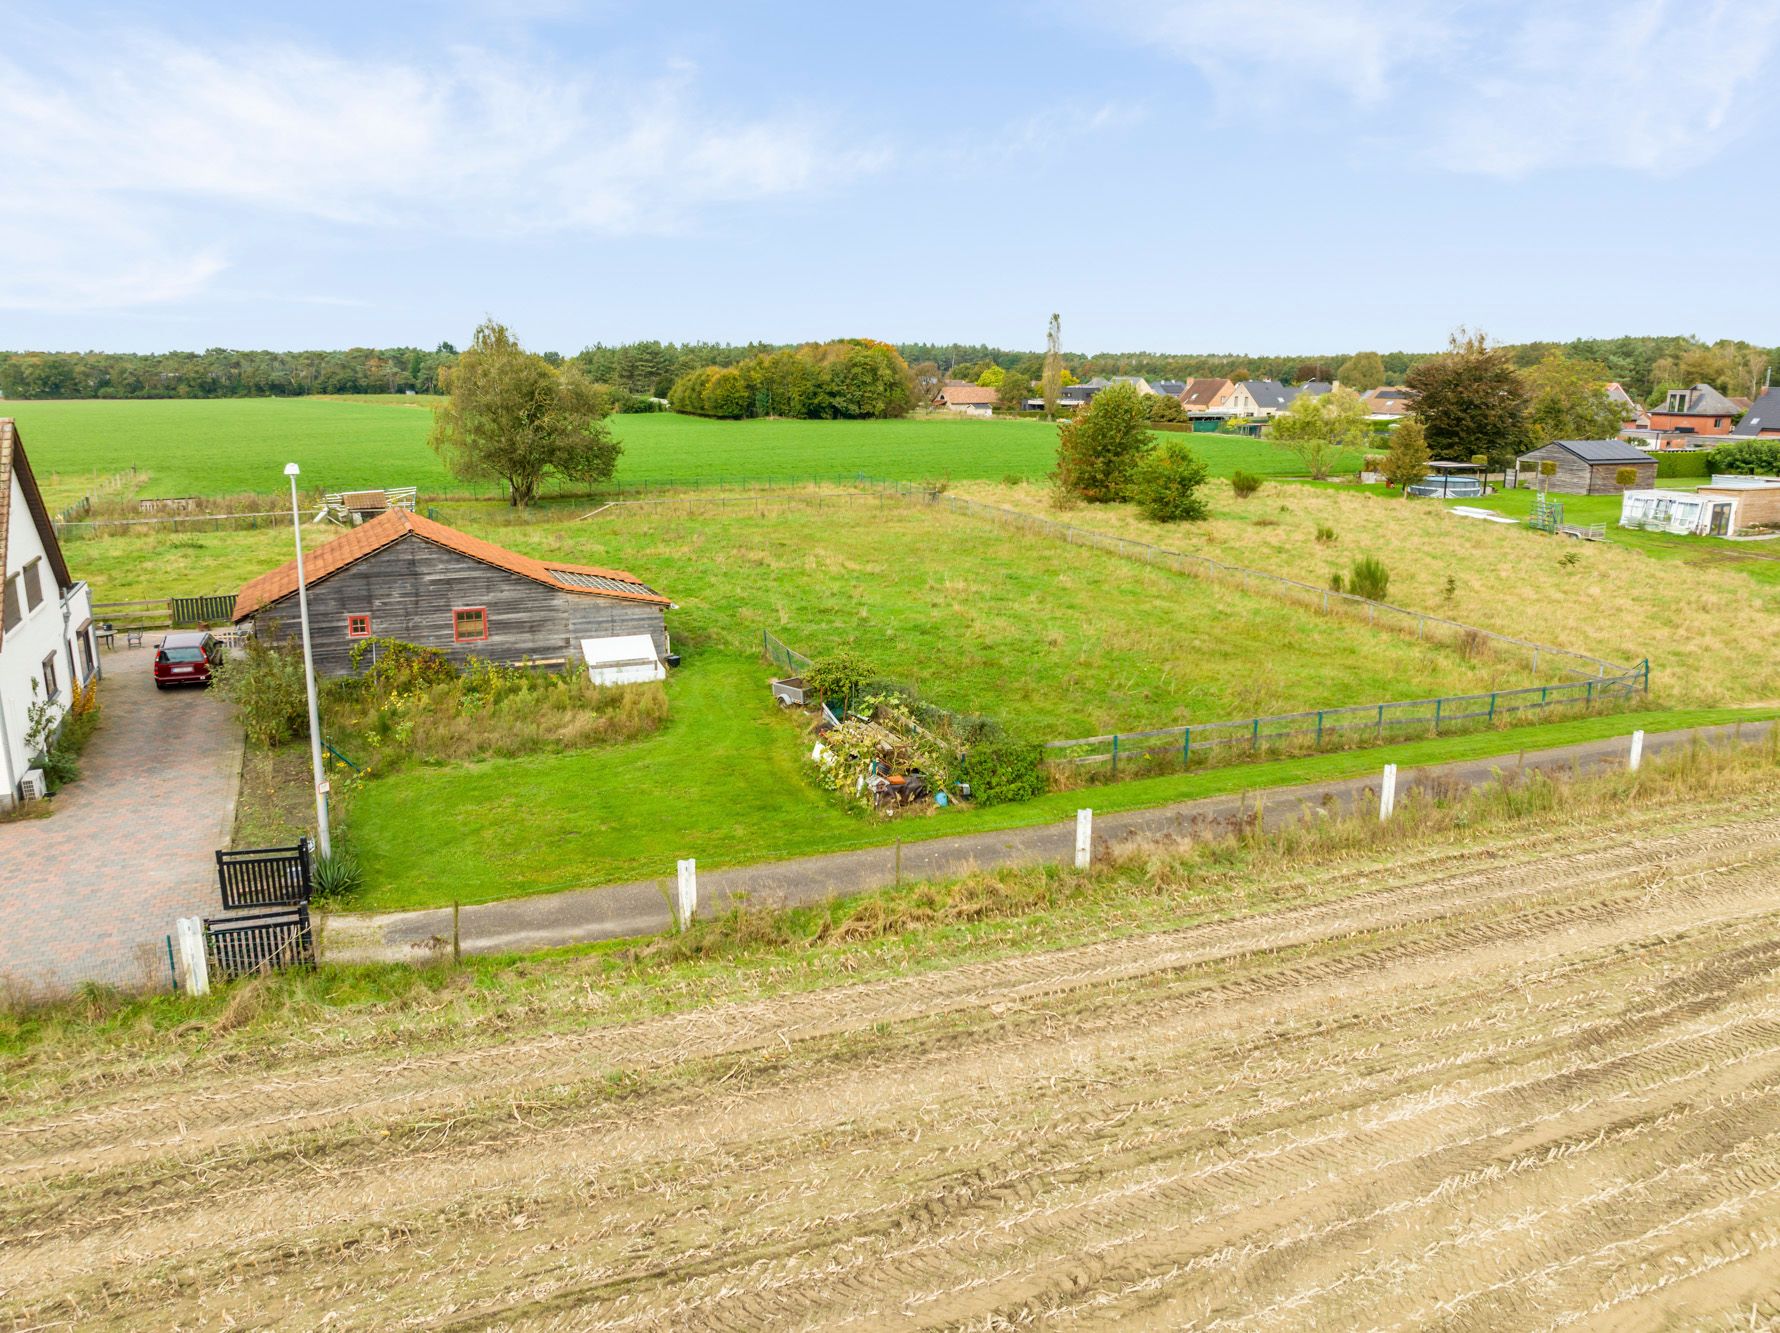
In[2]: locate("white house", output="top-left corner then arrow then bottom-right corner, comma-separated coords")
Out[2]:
1,420 -> 98,808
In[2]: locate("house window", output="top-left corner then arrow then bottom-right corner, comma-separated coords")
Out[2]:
1,576 -> 19,632
347,613 -> 372,638
453,607 -> 488,642
23,558 -> 43,612
41,651 -> 59,701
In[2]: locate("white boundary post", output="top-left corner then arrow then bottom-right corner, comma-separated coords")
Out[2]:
1380,764 -> 1398,821
1629,729 -> 1645,772
175,917 -> 210,996
1075,809 -> 1093,869
675,858 -> 697,930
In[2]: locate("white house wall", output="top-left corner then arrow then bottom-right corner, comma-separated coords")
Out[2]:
1,475 -> 94,804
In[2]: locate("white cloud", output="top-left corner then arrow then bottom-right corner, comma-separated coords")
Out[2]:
1083,0 -> 1780,174
1093,0 -> 1449,107
0,27 -> 886,310
1431,0 -> 1780,176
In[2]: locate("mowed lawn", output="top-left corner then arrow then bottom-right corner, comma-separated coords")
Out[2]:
5,396 -> 1351,505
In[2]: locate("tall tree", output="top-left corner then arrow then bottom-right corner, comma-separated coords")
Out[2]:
429,319 -> 620,506
996,374 -> 1031,413
1522,353 -> 1624,444
1055,383 -> 1153,503
1404,328 -> 1531,469
1336,351 -> 1386,391
1041,313 -> 1063,417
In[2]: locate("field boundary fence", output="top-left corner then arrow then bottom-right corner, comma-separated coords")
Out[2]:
94,593 -> 237,630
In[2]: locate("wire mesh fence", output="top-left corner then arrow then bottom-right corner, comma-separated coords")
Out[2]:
1045,665 -> 1650,782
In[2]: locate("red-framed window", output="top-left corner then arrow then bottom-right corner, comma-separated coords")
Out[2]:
453,607 -> 488,642
347,613 -> 372,638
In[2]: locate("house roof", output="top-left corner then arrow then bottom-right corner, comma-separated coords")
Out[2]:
1667,383 -> 1740,417
233,509 -> 669,622
1239,379 -> 1294,408
1179,377 -> 1232,407
939,384 -> 999,406
1732,388 -> 1780,436
0,420 -> 74,656
1151,380 -> 1187,396
1537,439 -> 1656,465
1297,380 -> 1334,396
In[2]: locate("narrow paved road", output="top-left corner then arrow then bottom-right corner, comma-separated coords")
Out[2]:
325,718 -> 1775,963
0,648 -> 241,996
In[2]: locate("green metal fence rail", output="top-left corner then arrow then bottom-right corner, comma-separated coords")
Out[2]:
1046,660 -> 1650,778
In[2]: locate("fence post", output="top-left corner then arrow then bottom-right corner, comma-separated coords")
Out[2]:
1316,711 -> 1324,747
1182,726 -> 1191,767
1434,697 -> 1442,733
1111,733 -> 1119,779
675,858 -> 697,930
1252,717 -> 1260,752
1075,809 -> 1093,869
1380,764 -> 1397,821
1629,730 -> 1645,772
1488,692 -> 1497,723
175,917 -> 210,997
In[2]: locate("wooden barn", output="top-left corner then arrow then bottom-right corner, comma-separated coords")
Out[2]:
232,510 -> 671,676
1515,439 -> 1657,495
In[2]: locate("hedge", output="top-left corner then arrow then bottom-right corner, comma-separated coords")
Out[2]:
1655,452 -> 1713,479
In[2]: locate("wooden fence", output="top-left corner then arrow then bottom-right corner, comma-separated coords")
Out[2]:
93,594 -> 236,631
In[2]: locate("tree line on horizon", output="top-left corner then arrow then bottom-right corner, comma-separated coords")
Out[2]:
1,333 -> 1772,408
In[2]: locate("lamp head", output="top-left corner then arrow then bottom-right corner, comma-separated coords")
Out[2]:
284,463 -> 300,477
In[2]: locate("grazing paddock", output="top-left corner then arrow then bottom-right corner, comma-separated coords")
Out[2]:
954,478 -> 1780,707
7,396 -> 1342,506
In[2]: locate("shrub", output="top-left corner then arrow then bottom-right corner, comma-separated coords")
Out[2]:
1315,523 -> 1336,544
1614,467 -> 1638,487
1055,383 -> 1154,503
1230,470 -> 1264,499
219,638 -> 310,748
1656,451 -> 1712,479
957,737 -> 1047,806
1130,440 -> 1211,523
1346,555 -> 1390,601
311,848 -> 364,902
804,649 -> 875,711
1707,440 -> 1780,475
1145,393 -> 1187,423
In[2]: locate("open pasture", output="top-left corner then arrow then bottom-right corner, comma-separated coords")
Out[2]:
956,477 -> 1780,708
3,396 -> 1346,505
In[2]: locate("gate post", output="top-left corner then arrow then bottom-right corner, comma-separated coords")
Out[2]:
1629,730 -> 1645,772
675,858 -> 697,930
175,917 -> 210,996
1075,809 -> 1093,870
1380,764 -> 1398,821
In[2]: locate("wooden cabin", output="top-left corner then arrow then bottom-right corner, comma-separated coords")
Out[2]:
232,510 -> 670,675
1515,439 -> 1657,496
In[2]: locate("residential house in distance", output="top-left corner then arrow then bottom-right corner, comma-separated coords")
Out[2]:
1729,387 -> 1780,438
233,510 -> 671,679
1643,383 -> 1742,446
937,382 -> 998,417
1621,475 -> 1780,536
1361,386 -> 1413,419
1225,379 -> 1295,417
1515,438 -> 1657,495
1179,378 -> 1235,413
1,420 -> 99,808
1150,380 -> 1187,397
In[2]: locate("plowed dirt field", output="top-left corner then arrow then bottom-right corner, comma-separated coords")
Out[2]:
7,795 -> 1780,1329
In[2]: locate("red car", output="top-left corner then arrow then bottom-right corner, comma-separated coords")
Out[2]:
154,630 -> 223,689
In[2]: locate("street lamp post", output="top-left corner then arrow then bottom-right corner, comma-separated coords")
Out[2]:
285,463 -> 331,858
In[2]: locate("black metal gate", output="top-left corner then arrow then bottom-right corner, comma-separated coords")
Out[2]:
205,906 -> 315,979
216,842 -> 312,910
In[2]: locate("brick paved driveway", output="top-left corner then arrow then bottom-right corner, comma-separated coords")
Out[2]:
0,648 -> 243,997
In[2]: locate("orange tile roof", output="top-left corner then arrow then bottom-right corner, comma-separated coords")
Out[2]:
939,384 -> 999,406
232,509 -> 668,621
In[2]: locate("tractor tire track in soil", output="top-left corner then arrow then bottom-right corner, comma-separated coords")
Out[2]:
6,796 -> 1780,1328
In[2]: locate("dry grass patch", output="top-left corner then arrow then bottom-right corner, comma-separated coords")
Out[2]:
954,479 -> 1780,705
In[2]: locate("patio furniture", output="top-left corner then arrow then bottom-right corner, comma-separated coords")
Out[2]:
95,623 -> 117,650
126,629 -> 146,648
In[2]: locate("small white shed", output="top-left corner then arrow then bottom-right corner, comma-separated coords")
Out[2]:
580,633 -> 666,686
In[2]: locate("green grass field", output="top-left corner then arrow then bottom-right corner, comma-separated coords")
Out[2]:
3,397 -> 1353,505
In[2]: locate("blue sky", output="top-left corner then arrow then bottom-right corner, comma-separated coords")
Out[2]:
3,0 -> 1777,354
